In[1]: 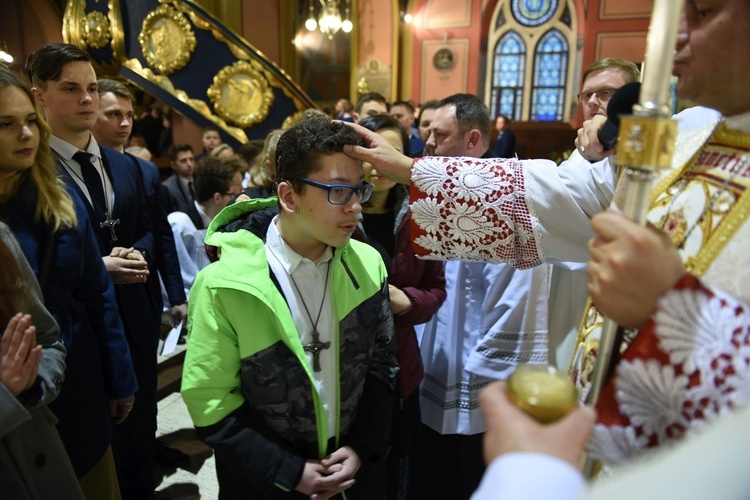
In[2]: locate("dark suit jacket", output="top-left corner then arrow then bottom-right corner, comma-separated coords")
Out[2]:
58,145 -> 160,353
126,153 -> 186,308
162,173 -> 204,229
492,129 -> 517,158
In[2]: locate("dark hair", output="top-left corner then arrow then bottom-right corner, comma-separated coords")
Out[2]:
238,139 -> 264,166
202,125 -> 220,134
418,99 -> 441,123
355,92 -> 389,114
358,114 -> 410,157
194,157 -> 241,202
275,118 -> 363,192
168,143 -> 194,162
97,78 -> 134,102
391,100 -> 415,114
26,43 -> 91,89
439,93 -> 491,148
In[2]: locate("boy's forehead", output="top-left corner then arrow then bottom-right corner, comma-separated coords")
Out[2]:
308,152 -> 363,180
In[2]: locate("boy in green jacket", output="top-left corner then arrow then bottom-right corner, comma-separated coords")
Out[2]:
182,118 -> 398,499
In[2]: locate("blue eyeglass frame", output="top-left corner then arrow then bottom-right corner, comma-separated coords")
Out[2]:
293,176 -> 373,205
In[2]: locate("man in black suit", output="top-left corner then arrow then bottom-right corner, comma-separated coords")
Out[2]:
28,43 -> 160,500
162,143 -> 204,229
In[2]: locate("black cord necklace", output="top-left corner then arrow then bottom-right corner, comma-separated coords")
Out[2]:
270,245 -> 332,372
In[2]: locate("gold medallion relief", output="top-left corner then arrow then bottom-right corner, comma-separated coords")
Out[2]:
82,11 -> 112,49
207,61 -> 274,128
138,4 -> 196,75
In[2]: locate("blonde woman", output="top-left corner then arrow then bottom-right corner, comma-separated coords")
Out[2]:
0,66 -> 136,499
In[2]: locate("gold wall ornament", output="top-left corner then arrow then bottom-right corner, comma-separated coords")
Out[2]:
207,61 -> 274,128
138,4 -> 197,75
122,58 -> 248,144
81,11 -> 112,49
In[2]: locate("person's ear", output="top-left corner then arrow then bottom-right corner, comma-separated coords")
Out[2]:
277,181 -> 298,215
212,192 -> 223,204
466,129 -> 482,150
31,86 -> 46,107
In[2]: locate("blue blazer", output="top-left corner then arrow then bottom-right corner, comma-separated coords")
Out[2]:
0,179 -> 138,478
492,129 -> 517,158
126,153 -> 186,307
59,145 -> 160,352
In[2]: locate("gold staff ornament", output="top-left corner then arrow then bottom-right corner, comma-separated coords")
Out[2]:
139,4 -> 197,75
207,61 -> 274,128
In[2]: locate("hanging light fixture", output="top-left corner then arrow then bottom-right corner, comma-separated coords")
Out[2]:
305,0 -> 352,39
341,0 -> 353,33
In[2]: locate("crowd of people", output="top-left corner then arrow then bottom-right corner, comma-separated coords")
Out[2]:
2,1 -> 749,499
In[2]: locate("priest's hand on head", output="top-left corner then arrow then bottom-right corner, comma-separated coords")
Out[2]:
479,381 -> 596,469
341,121 -> 413,185
587,211 -> 686,329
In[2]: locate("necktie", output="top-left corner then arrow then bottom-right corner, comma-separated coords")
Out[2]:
73,151 -> 107,213
188,181 -> 196,201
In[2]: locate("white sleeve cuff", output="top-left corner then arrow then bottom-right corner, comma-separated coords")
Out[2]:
471,452 -> 586,500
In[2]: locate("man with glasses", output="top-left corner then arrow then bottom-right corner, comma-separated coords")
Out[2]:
548,58 -> 640,372
577,58 -> 640,122
181,118 -> 398,499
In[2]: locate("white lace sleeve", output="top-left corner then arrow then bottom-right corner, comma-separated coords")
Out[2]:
409,154 -> 617,266
588,275 -> 750,466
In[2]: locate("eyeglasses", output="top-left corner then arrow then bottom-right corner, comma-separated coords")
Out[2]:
294,177 -> 373,205
577,88 -> 619,104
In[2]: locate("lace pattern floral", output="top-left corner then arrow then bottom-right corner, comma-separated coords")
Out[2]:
589,277 -> 750,465
410,157 -> 542,267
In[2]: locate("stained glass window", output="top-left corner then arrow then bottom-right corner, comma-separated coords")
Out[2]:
530,29 -> 568,121
490,31 -> 526,121
511,0 -> 558,27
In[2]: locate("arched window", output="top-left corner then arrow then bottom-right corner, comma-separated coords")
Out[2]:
531,29 -> 568,121
491,31 -> 526,120
486,0 -> 576,122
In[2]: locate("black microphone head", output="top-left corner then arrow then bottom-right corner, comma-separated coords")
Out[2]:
606,81 -> 641,126
597,81 -> 641,150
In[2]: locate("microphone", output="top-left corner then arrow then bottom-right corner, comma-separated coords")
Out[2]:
597,81 -> 641,150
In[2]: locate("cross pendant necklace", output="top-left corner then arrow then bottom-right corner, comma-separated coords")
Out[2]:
288,259 -> 332,373
304,330 -> 331,372
101,212 -> 120,241
55,150 -> 118,240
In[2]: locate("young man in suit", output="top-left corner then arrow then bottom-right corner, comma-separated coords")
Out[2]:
28,43 -> 161,500
91,78 -> 191,469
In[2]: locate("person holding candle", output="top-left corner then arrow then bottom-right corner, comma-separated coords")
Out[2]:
344,0 -> 750,472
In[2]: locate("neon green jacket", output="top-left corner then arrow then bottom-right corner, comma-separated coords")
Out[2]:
181,198 -> 398,496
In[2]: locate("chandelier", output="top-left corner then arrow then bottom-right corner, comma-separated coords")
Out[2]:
305,0 -> 353,39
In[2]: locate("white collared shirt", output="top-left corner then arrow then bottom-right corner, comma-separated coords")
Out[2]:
265,216 -> 337,439
50,134 -> 115,213
194,200 -> 212,229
